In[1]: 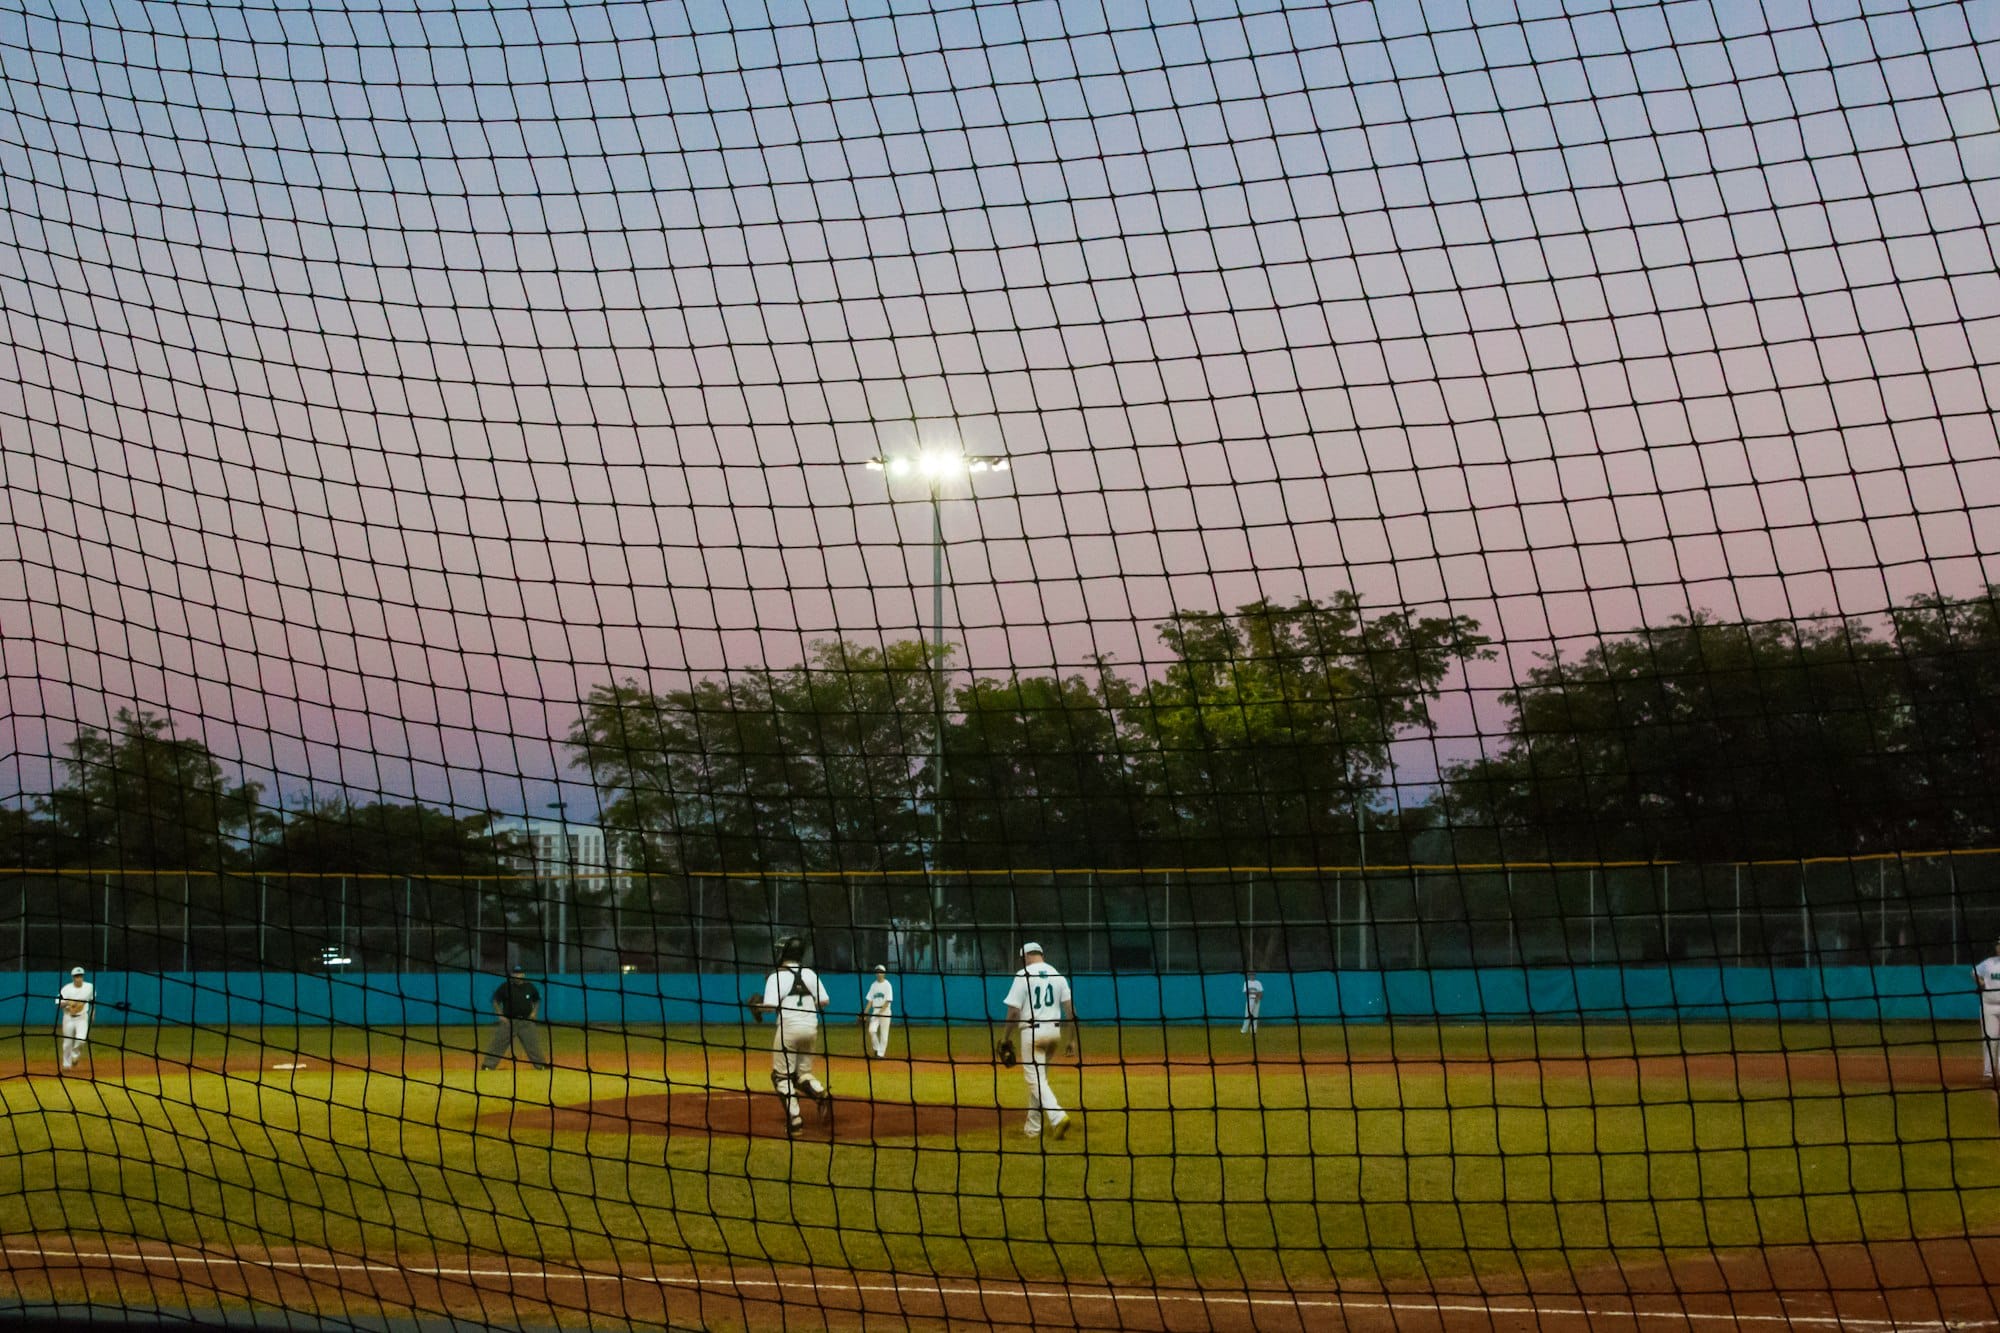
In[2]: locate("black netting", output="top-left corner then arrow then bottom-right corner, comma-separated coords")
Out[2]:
2,1 -> 1997,1329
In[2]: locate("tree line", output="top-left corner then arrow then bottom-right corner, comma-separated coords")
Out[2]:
566,593 -> 1484,873
5,586 -> 1998,878
0,709 -> 519,877
1444,590 -> 2000,861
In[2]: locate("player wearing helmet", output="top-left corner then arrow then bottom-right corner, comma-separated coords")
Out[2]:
751,937 -> 834,1135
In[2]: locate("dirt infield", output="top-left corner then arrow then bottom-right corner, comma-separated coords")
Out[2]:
8,1046 -> 1987,1092
487,1089 -> 1006,1143
1,1235 -> 1994,1332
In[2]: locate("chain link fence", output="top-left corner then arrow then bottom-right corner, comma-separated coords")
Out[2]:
3,852 -> 1993,975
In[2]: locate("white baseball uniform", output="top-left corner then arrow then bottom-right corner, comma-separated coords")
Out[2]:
864,976 -> 894,1058
762,964 -> 831,1129
1241,976 -> 1264,1034
1974,955 -> 2000,1080
57,978 -> 95,1070
1004,962 -> 1072,1137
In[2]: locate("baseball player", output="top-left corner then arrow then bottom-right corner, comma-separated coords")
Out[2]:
999,942 -> 1075,1141
862,965 -> 895,1059
751,937 -> 833,1135
1241,969 -> 1264,1035
1975,936 -> 2000,1084
57,966 -> 95,1071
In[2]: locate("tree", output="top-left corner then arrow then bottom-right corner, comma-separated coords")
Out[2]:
248,797 -> 522,968
0,802 -> 59,868
775,639 -> 937,870
1127,594 -> 1488,866
570,639 -> 934,874
1441,615 -> 1901,861
945,663 -> 1149,869
251,798 -> 516,878
38,709 -> 263,870
1885,586 -> 2000,845
568,677 -> 757,874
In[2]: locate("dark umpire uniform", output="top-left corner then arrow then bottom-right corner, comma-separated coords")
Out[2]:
481,966 -> 549,1070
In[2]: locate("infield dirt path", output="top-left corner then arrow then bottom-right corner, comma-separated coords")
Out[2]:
9,1045 -> 1989,1095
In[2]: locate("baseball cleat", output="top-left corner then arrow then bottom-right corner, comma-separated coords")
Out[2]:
817,1089 -> 835,1125
787,1118 -> 805,1136
1052,1116 -> 1073,1141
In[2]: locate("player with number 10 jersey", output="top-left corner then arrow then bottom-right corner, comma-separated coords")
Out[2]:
1002,943 -> 1075,1140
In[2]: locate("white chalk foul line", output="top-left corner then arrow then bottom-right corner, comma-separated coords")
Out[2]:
6,1247 -> 1988,1330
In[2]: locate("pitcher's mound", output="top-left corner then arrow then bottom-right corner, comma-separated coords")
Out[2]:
490,1090 -> 1005,1142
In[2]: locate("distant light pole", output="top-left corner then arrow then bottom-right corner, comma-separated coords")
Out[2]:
548,800 -> 569,975
864,448 -> 1010,875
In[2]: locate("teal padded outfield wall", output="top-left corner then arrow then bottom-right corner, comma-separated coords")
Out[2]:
2,966 -> 1981,1027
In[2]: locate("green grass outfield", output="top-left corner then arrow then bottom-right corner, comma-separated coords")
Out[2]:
0,1020 -> 1994,1313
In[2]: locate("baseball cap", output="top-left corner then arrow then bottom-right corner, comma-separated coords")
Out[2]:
873,965 -> 887,973
1019,942 -> 1044,956
70,966 -> 85,975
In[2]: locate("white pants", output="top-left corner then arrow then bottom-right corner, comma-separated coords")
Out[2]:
1982,1000 -> 2000,1080
865,1014 -> 891,1058
771,1017 -> 825,1126
1241,1000 -> 1261,1034
1018,1024 -> 1066,1136
60,1016 -> 89,1069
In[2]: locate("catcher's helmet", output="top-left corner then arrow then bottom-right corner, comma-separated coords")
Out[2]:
775,936 -> 805,963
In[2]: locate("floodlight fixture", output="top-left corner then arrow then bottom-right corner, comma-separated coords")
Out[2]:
866,450 -> 1008,480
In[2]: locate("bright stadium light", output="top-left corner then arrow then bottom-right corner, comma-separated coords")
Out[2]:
868,449 -> 1008,480
861,444 -> 1012,897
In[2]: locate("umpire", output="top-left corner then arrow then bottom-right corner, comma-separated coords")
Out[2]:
481,965 -> 550,1071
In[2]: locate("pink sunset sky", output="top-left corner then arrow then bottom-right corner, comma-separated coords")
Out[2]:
1,0 -> 1995,816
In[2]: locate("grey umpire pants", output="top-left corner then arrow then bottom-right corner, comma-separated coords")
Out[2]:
483,1016 -> 548,1069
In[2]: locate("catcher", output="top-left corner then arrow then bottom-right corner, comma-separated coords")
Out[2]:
56,966 -> 95,1072
748,937 -> 834,1136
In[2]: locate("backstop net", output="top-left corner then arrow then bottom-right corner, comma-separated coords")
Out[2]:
2,0 -> 1997,1328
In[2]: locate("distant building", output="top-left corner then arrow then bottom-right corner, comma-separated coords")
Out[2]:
486,814 -> 630,972
486,814 -> 623,882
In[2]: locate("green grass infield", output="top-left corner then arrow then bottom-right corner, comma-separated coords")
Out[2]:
0,1019 -> 1993,1322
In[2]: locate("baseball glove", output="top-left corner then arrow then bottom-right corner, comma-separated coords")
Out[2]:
746,995 -> 768,1023
996,1037 -> 1017,1068
62,1000 -> 86,1017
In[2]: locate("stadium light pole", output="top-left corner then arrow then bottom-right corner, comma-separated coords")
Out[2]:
863,448 -> 1010,888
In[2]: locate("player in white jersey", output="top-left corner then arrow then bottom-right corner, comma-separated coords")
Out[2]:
57,966 -> 95,1072
750,937 -> 833,1135
1241,970 -> 1264,1035
862,965 -> 894,1059
1000,942 -> 1076,1140
1974,937 -> 2000,1085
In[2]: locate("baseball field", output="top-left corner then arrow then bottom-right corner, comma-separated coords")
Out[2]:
0,1019 -> 1995,1330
